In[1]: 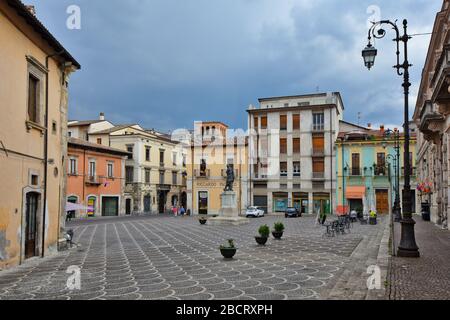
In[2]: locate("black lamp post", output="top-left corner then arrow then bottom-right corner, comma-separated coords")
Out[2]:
384,129 -> 402,222
362,19 -> 419,258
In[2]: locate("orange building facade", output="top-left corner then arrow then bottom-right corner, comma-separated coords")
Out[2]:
67,138 -> 130,218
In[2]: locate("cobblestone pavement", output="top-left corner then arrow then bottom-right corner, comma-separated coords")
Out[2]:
0,215 -> 387,300
388,217 -> 450,300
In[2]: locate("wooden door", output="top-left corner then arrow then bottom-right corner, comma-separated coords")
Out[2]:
25,192 -> 39,259
376,190 -> 389,214
102,197 -> 119,216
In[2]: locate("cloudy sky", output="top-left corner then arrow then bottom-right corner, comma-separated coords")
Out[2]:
31,0 -> 441,132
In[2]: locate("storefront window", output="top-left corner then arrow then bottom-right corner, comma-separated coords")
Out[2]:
273,193 -> 288,212
313,193 -> 330,215
293,193 -> 309,214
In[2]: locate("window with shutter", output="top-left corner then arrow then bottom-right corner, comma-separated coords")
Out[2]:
312,135 -> 324,154
280,138 -> 287,154
280,115 -> 287,130
261,116 -> 267,129
352,153 -> 360,175
293,114 -> 300,130
293,138 -> 301,153
28,75 -> 39,123
313,158 -> 324,173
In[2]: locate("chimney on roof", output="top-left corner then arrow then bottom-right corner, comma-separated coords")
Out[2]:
380,124 -> 385,133
25,5 -> 36,16
99,112 -> 105,121
367,123 -> 371,128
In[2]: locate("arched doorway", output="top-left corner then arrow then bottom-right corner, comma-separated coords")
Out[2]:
171,195 -> 178,207
181,192 -> 187,209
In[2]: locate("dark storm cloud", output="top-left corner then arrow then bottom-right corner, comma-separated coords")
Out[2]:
30,0 -> 440,131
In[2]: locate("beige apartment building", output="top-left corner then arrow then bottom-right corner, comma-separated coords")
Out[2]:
247,93 -> 344,215
0,1 -> 80,269
68,118 -> 188,214
185,122 -> 249,216
413,0 -> 450,230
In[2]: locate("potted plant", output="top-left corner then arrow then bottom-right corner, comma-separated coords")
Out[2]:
255,225 -> 270,245
199,215 -> 207,225
369,210 -> 377,225
421,202 -> 431,221
220,239 -> 237,259
272,222 -> 285,240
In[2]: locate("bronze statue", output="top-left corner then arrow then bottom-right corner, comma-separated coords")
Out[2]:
224,164 -> 235,191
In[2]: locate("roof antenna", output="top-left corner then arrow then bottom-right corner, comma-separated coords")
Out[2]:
357,112 -> 362,126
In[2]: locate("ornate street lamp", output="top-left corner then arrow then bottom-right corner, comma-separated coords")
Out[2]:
363,19 -> 419,258
384,129 -> 402,222
362,44 -> 378,70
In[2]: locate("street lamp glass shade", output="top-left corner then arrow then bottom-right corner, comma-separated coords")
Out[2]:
362,45 -> 377,70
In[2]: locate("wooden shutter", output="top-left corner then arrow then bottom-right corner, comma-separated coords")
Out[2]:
377,153 -> 385,167
293,138 -> 300,153
313,158 -> 324,172
261,116 -> 267,129
293,114 -> 300,130
28,75 -> 38,123
312,135 -> 324,151
280,115 -> 287,130
352,153 -> 360,175
280,138 -> 287,154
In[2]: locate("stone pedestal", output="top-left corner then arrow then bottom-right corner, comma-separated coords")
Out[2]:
208,191 -> 249,226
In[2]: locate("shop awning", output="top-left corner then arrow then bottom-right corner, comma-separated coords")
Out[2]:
346,186 -> 366,199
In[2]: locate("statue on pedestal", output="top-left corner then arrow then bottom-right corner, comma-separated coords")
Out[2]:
224,165 -> 234,192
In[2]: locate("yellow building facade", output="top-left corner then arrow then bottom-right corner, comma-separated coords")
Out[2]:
186,122 -> 249,216
0,1 -> 80,269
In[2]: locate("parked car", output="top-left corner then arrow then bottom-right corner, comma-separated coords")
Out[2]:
246,206 -> 264,218
285,207 -> 301,218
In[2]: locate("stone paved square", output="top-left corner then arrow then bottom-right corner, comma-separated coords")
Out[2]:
0,215 -> 387,300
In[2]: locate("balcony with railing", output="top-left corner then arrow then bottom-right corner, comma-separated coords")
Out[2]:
194,169 -> 210,178
419,100 -> 445,139
401,167 -> 417,177
252,171 -> 268,180
374,166 -> 387,177
312,172 -> 325,180
350,168 -> 361,177
85,175 -> 102,186
312,123 -> 325,132
311,147 -> 325,157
